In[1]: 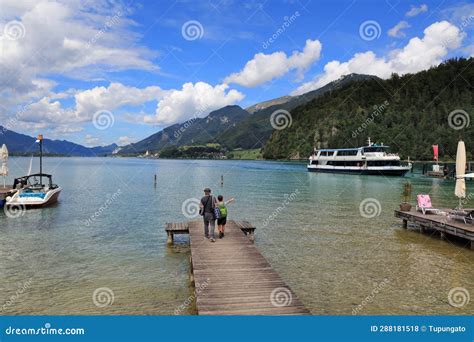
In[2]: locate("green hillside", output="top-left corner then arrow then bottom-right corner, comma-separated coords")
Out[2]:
263,58 -> 474,160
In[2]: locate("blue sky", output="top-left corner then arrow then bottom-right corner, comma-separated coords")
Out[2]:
0,0 -> 473,147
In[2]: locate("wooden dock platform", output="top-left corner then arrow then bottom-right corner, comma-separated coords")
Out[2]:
394,210 -> 474,249
166,220 -> 310,315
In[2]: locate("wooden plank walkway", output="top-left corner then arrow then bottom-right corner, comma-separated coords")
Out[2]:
394,210 -> 474,249
166,220 -> 310,315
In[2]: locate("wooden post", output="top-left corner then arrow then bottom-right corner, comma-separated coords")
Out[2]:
249,230 -> 255,243
221,175 -> 224,186
189,255 -> 194,284
470,240 -> 474,250
167,231 -> 173,244
154,174 -> 157,186
402,220 -> 407,229
440,231 -> 446,240
420,225 -> 426,233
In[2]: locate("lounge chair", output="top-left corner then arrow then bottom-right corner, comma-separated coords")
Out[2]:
416,194 -> 440,215
448,209 -> 474,224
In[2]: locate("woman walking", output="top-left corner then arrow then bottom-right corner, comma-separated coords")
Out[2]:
200,187 -> 217,242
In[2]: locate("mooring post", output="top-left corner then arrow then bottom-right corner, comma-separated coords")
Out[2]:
189,255 -> 194,284
440,231 -> 446,240
471,241 -> 474,250
167,231 -> 173,244
221,175 -> 224,186
249,230 -> 255,242
402,220 -> 407,229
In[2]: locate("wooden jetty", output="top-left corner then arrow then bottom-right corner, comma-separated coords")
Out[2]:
166,220 -> 310,315
395,210 -> 474,250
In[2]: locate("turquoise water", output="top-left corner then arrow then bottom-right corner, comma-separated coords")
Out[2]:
0,157 -> 472,315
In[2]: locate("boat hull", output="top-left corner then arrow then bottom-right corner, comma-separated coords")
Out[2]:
307,166 -> 410,176
5,187 -> 62,208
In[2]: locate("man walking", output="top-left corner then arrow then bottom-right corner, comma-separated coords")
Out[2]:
200,187 -> 216,242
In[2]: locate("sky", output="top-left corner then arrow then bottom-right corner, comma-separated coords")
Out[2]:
0,0 -> 473,147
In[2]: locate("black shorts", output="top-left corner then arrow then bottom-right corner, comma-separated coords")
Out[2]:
217,217 -> 227,225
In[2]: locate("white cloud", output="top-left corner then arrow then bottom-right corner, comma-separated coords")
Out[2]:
388,21 -> 411,38
145,82 -> 245,125
118,136 -> 135,146
0,0 -> 157,102
84,134 -> 100,146
224,39 -> 322,87
15,83 -> 166,130
406,4 -> 428,17
75,83 -> 166,117
292,21 -> 464,95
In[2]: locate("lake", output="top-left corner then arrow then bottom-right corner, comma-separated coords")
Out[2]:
0,157 -> 472,315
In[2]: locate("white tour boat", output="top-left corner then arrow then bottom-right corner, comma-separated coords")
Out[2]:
307,138 -> 411,176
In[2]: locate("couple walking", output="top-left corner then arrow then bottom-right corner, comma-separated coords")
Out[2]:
199,187 -> 234,242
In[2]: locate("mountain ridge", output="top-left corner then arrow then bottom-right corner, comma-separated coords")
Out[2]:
0,126 -> 118,156
119,73 -> 378,154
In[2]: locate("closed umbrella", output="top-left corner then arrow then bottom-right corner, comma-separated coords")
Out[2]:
455,140 -> 466,209
0,144 -> 8,188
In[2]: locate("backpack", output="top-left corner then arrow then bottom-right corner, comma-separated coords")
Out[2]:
218,202 -> 227,217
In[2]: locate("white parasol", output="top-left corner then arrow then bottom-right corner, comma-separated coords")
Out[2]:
0,144 -> 8,188
455,140 -> 466,209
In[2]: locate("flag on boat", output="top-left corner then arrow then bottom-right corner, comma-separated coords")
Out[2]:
432,145 -> 438,161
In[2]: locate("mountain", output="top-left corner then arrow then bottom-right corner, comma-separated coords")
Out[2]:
0,126 -> 117,156
245,96 -> 293,113
216,73 -> 380,150
262,57 -> 474,160
118,105 -> 250,154
119,74 -> 377,154
89,143 -> 119,155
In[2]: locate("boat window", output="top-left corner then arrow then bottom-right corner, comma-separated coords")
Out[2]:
311,160 -> 318,165
336,150 -> 359,156
363,146 -> 388,153
367,161 -> 400,166
327,161 -> 360,167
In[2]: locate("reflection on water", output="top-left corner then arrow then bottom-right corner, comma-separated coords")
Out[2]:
0,158 -> 472,315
